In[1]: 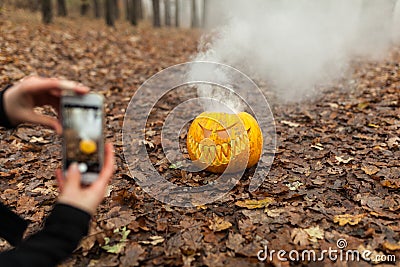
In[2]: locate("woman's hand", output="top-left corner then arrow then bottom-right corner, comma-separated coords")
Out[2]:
55,143 -> 115,215
3,76 -> 89,134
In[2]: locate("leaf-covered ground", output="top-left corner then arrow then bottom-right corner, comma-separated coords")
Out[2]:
1,9 -> 399,267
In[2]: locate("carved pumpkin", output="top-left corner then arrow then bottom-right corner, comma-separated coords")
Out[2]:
187,112 -> 263,173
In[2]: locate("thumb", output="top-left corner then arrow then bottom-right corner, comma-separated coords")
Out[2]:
65,162 -> 82,188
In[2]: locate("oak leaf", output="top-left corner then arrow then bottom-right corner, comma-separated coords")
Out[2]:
333,214 -> 366,226
208,215 -> 232,232
235,197 -> 275,210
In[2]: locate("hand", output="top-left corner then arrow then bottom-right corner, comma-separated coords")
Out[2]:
55,143 -> 115,215
3,76 -> 89,134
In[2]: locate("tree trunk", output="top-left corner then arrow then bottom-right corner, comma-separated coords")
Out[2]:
136,0 -> 143,20
113,0 -> 120,20
81,0 -> 90,16
105,0 -> 115,26
57,0 -> 67,16
127,0 -> 137,25
29,0 -> 40,12
93,0 -> 100,18
164,0 -> 171,26
152,0 -> 161,27
191,0 -> 199,28
125,0 -> 129,20
175,0 -> 179,27
41,0 -> 52,24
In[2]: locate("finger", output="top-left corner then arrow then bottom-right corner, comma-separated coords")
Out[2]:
59,80 -> 90,94
92,143 -> 115,191
21,77 -> 90,95
55,169 -> 65,192
65,162 -> 82,188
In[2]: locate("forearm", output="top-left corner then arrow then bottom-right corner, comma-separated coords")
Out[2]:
0,203 -> 91,267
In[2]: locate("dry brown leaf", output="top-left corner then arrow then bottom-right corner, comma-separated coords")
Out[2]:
119,242 -> 145,267
333,214 -> 366,226
361,165 -> 380,175
235,197 -> 275,210
380,179 -> 400,189
139,236 -> 164,246
291,228 -> 309,247
304,226 -> 324,242
281,120 -> 300,127
382,241 -> 400,251
335,156 -> 354,164
208,215 -> 232,232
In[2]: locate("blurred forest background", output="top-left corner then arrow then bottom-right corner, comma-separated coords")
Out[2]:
0,0 -> 208,27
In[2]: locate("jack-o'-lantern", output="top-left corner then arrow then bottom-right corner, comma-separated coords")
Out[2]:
187,112 -> 263,173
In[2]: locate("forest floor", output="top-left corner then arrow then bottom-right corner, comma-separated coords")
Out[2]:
0,8 -> 399,267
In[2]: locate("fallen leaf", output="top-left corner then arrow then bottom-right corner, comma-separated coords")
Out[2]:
281,120 -> 300,127
333,214 -> 366,226
286,181 -> 303,191
304,226 -> 324,242
140,140 -> 155,148
367,123 -> 380,128
120,242 -> 145,267
311,143 -> 324,150
101,227 -> 130,254
387,137 -> 399,149
381,179 -> 400,189
291,228 -> 309,247
208,215 -> 232,232
265,208 -> 285,218
139,236 -> 164,246
382,241 -> 400,251
29,136 -> 50,144
169,161 -> 184,169
361,165 -> 380,175
335,156 -> 354,164
235,197 -> 275,210
226,233 -> 245,252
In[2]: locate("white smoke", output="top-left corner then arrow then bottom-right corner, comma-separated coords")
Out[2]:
192,0 -> 398,106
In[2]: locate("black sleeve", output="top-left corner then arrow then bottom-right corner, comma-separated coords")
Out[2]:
0,203 -> 28,247
0,203 -> 91,267
0,84 -> 14,128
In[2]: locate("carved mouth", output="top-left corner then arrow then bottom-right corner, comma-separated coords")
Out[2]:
187,134 -> 249,166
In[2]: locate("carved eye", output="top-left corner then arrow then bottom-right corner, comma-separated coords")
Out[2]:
199,121 -> 239,140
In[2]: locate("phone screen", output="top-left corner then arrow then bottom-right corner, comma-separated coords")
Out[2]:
62,103 -> 103,181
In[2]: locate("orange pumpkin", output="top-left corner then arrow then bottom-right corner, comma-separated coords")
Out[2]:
187,112 -> 263,173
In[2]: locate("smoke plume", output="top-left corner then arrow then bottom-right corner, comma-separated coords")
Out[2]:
192,0 -> 398,106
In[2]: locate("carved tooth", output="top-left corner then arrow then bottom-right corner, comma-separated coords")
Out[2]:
199,145 -> 208,163
230,140 -> 236,159
222,143 -> 229,157
208,145 -> 216,164
216,145 -> 222,163
221,150 -> 229,164
240,135 -> 246,151
236,137 -> 242,153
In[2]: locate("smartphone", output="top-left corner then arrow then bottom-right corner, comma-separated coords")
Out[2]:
61,93 -> 104,184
